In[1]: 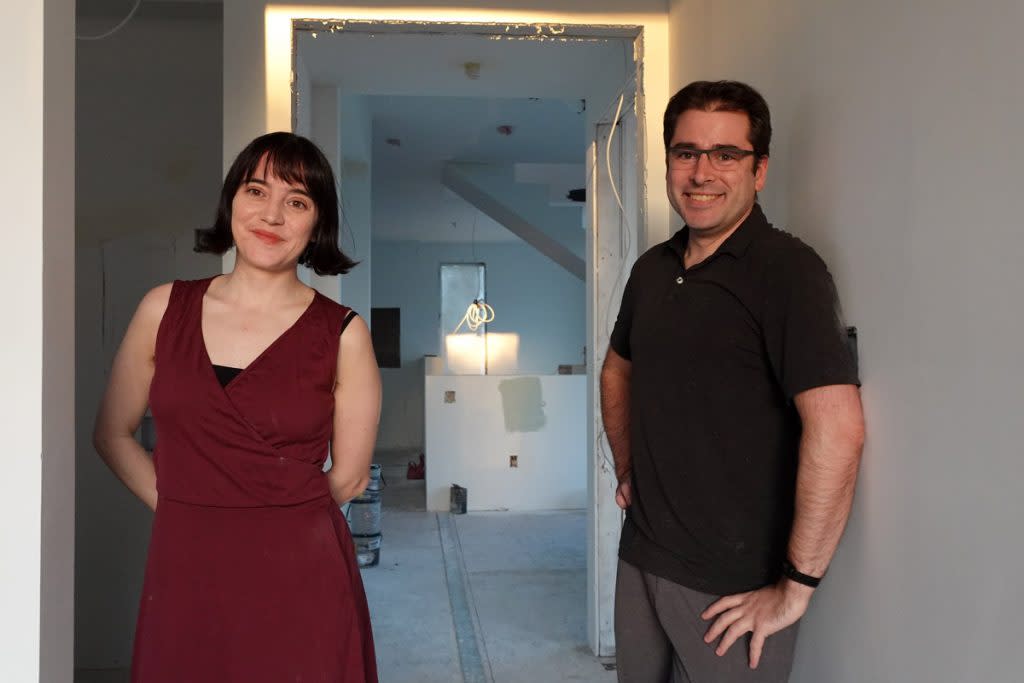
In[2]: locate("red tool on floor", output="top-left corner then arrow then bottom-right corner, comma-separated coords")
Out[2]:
406,453 -> 425,480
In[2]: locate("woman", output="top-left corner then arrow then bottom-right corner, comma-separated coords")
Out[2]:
93,132 -> 380,682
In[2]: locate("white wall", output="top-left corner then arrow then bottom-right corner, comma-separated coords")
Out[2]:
339,95 -> 373,317
75,8 -> 222,670
373,240 -> 586,450
425,375 -> 587,511
1,0 -> 74,679
306,85 -> 344,300
669,1 -> 1024,680
302,90 -> 373,312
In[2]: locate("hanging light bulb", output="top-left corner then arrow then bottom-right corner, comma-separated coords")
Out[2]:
452,299 -> 495,334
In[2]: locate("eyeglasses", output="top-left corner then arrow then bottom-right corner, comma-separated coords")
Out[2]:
667,145 -> 757,172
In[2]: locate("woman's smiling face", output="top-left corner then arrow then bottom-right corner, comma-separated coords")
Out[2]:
230,155 -> 318,272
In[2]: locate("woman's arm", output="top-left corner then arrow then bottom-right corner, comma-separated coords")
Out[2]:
327,316 -> 381,504
92,284 -> 172,511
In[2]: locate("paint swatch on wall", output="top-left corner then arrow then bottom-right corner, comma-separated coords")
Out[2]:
497,377 -> 546,432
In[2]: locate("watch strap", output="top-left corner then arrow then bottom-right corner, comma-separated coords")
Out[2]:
781,558 -> 823,588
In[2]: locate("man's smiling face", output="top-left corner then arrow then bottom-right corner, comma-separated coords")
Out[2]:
666,108 -> 768,240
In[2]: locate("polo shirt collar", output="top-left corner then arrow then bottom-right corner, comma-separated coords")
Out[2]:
666,203 -> 769,262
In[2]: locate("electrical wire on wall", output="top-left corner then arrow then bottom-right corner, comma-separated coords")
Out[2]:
603,93 -> 633,340
595,91 -> 639,488
77,0 -> 143,41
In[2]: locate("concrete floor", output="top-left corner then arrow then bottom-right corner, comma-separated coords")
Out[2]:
76,450 -> 615,682
364,449 -> 617,683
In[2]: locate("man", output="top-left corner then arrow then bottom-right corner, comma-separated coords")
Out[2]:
601,80 -> 865,682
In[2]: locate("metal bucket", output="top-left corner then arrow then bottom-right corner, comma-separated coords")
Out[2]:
347,464 -> 383,567
450,484 -> 467,514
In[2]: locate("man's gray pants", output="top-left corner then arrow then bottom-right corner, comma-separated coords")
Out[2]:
615,559 -> 799,683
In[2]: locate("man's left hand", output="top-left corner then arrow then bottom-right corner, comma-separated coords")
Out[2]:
700,580 -> 813,669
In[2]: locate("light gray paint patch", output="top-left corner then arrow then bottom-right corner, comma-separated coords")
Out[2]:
498,377 -> 547,432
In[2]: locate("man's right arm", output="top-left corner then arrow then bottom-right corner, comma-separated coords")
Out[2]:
600,348 -> 633,509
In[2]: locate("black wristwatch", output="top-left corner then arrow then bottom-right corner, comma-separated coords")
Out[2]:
781,559 -> 823,588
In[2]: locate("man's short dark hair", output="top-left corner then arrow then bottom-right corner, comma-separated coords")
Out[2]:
195,131 -> 357,276
663,81 -> 772,161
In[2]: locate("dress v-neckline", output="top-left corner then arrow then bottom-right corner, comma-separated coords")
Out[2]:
198,276 -> 319,392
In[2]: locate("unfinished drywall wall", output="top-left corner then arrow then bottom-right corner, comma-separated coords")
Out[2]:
425,374 -> 586,511
668,1 -> 1024,680
372,239 -> 585,450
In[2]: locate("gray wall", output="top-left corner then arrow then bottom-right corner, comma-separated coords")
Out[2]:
669,1 -> 1024,680
372,240 -> 586,450
75,7 -> 222,669
77,4 -> 223,245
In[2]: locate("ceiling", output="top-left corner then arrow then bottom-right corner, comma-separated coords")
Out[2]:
298,28 -> 631,243
367,95 -> 586,244
298,30 -> 632,101
369,95 -> 585,168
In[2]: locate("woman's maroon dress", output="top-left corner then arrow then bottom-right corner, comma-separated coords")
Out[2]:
132,277 -> 377,682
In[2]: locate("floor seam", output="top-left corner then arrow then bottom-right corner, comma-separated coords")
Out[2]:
450,514 -> 496,683
437,512 -> 492,683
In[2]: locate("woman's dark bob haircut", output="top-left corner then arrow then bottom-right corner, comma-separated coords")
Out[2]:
195,132 -> 357,276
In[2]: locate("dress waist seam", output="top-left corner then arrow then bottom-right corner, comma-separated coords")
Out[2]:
156,493 -> 334,510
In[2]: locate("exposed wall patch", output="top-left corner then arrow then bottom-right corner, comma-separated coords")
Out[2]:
497,377 -> 546,432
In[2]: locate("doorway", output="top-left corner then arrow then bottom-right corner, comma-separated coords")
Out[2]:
291,19 -> 645,661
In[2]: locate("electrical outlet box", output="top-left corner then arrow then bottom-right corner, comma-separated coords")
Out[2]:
509,455 -> 518,468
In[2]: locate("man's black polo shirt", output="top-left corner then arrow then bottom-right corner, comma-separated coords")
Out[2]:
609,204 -> 859,595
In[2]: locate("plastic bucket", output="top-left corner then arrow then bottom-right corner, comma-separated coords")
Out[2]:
347,464 -> 383,567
